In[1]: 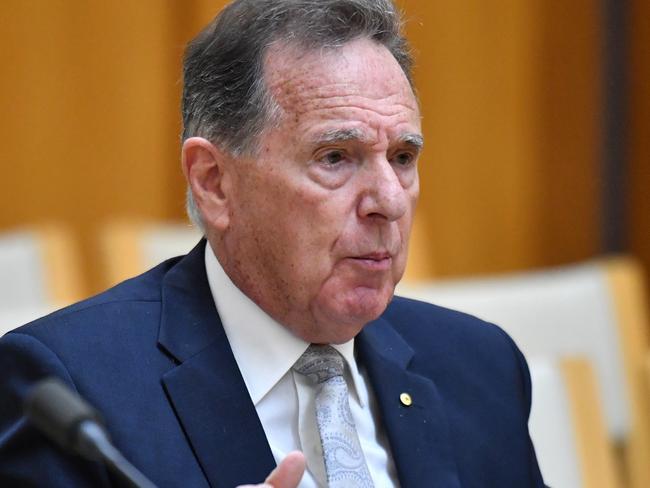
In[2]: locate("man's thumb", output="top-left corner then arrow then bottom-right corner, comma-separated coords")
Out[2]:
265,451 -> 306,488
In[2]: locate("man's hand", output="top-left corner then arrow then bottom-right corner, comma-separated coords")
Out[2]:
238,451 -> 306,488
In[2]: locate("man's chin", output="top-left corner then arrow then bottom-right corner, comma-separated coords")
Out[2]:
311,288 -> 393,343
310,316 -> 372,345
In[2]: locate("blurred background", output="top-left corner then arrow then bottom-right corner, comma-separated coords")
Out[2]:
0,0 -> 647,293
0,1 -> 648,487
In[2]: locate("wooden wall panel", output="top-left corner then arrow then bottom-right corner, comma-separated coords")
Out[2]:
399,0 -> 602,279
629,0 -> 650,287
535,0 -> 602,266
400,0 -> 543,278
0,1 -> 185,292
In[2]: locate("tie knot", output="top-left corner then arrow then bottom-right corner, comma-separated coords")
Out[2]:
293,344 -> 345,383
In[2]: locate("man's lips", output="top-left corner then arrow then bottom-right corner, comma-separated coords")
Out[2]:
347,252 -> 393,270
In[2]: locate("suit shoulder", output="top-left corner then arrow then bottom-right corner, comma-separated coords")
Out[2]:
385,295 -> 514,345
382,295 -> 527,379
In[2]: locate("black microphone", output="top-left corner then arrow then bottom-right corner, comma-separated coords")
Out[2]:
24,377 -> 157,488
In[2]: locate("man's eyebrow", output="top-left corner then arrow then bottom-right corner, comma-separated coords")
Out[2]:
311,129 -> 424,150
311,128 -> 367,145
399,133 -> 424,150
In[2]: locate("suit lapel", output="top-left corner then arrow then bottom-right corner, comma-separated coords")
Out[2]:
357,318 -> 462,488
157,241 -> 275,488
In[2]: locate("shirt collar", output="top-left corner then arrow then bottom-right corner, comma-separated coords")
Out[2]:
204,244 -> 367,407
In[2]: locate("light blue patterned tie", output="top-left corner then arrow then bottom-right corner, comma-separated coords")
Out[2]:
293,345 -> 375,488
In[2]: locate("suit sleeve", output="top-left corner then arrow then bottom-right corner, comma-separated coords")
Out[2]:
0,331 -> 112,487
501,329 -> 549,488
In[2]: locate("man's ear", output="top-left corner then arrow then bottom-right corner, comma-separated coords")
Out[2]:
181,137 -> 232,232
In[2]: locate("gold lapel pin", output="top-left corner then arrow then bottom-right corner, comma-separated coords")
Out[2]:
399,392 -> 412,407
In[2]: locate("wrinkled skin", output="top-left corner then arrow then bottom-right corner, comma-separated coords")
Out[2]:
188,38 -> 422,344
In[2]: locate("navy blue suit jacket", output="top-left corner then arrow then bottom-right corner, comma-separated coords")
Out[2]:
0,241 -> 545,487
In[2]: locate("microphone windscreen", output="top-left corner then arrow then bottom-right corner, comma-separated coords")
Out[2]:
24,377 -> 104,452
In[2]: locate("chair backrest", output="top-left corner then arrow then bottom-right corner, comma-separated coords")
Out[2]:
0,225 -> 82,308
99,220 -> 202,286
0,305 -> 55,337
528,357 -> 583,487
528,357 -> 621,488
397,257 -> 650,487
605,258 -> 650,488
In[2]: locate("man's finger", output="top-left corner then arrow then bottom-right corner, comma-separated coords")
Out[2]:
264,451 -> 306,488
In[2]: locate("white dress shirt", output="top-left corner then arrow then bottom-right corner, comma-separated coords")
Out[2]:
204,244 -> 399,487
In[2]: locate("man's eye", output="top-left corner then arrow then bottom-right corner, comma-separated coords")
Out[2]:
323,151 -> 345,165
393,152 -> 414,166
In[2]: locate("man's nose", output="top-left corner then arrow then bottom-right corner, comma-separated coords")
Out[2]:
357,158 -> 409,222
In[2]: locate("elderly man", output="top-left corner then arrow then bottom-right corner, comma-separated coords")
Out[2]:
0,0 -> 545,487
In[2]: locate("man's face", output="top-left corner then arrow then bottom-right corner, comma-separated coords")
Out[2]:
217,38 -> 421,344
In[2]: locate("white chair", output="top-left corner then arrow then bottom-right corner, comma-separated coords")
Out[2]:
398,257 -> 650,487
528,357 -> 583,487
99,220 -> 202,286
0,305 -> 56,337
529,357 -> 622,488
0,225 -> 82,309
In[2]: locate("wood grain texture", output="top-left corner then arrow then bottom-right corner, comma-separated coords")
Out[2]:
0,1 -> 189,291
398,0 -> 602,279
628,0 -> 650,307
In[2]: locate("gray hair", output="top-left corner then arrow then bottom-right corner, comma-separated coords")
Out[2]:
182,0 -> 414,231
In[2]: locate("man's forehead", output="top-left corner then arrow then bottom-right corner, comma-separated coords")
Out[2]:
263,39 -> 418,112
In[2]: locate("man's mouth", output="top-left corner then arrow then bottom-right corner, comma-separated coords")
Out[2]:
349,252 -> 393,270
